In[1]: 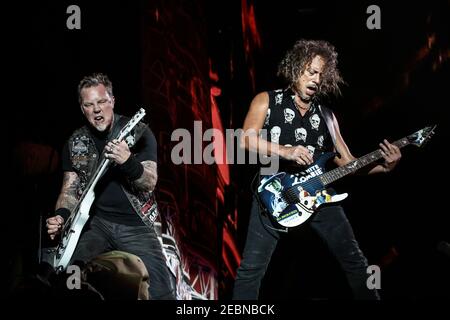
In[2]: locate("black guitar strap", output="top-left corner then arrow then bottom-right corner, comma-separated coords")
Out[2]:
318,105 -> 337,149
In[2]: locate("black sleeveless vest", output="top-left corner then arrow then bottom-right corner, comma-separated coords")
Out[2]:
262,88 -> 334,162
67,114 -> 158,227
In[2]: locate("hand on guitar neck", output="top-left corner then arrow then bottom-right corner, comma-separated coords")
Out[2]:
378,139 -> 402,173
104,139 -> 131,165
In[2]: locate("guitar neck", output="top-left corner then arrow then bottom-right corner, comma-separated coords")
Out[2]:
89,157 -> 111,188
319,137 -> 411,186
70,157 -> 111,212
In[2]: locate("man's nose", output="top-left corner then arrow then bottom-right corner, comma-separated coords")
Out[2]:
93,104 -> 101,112
312,74 -> 320,84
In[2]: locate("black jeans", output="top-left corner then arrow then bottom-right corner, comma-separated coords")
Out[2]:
232,197 -> 379,300
71,215 -> 175,299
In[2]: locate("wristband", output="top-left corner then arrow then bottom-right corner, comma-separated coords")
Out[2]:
55,207 -> 71,221
119,154 -> 144,181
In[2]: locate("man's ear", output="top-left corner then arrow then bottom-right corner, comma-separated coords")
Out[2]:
111,96 -> 115,109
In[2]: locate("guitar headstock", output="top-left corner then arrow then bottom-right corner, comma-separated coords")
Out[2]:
118,108 -> 146,140
128,108 -> 146,127
407,125 -> 437,147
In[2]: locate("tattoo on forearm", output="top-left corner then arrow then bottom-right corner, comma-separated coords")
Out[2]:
55,172 -> 80,212
133,160 -> 157,192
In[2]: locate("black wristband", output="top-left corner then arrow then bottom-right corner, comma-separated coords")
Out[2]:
119,154 -> 144,181
55,208 -> 71,221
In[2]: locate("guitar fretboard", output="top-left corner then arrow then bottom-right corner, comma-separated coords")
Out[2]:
319,137 -> 410,186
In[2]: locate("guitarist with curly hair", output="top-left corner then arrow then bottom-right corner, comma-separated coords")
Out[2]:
233,40 -> 402,300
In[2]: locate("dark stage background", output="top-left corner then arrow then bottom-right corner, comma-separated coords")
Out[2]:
7,0 -> 449,299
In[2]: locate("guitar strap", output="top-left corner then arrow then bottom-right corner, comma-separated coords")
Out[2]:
128,193 -> 159,229
318,105 -> 337,149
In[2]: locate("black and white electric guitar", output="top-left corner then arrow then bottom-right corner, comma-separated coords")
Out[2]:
258,125 -> 436,228
53,108 -> 146,271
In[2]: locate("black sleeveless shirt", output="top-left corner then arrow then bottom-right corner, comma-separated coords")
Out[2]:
262,88 -> 334,171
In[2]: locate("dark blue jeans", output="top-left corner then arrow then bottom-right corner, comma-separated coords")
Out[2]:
232,198 -> 379,300
71,215 -> 175,299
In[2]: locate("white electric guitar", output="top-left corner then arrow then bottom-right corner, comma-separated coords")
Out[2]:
53,108 -> 146,271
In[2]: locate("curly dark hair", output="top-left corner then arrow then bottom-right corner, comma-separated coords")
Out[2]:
277,39 -> 344,97
78,73 -> 113,104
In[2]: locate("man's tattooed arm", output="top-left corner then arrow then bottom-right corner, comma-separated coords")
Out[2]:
132,160 -> 158,192
55,171 -> 80,212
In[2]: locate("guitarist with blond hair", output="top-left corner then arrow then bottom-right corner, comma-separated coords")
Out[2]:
46,73 -> 175,300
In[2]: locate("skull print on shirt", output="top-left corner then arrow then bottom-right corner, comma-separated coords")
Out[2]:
284,108 -> 295,124
262,89 -> 333,161
309,114 -> 321,130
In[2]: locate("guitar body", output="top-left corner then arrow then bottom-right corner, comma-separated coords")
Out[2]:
53,190 -> 95,270
258,152 -> 348,228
